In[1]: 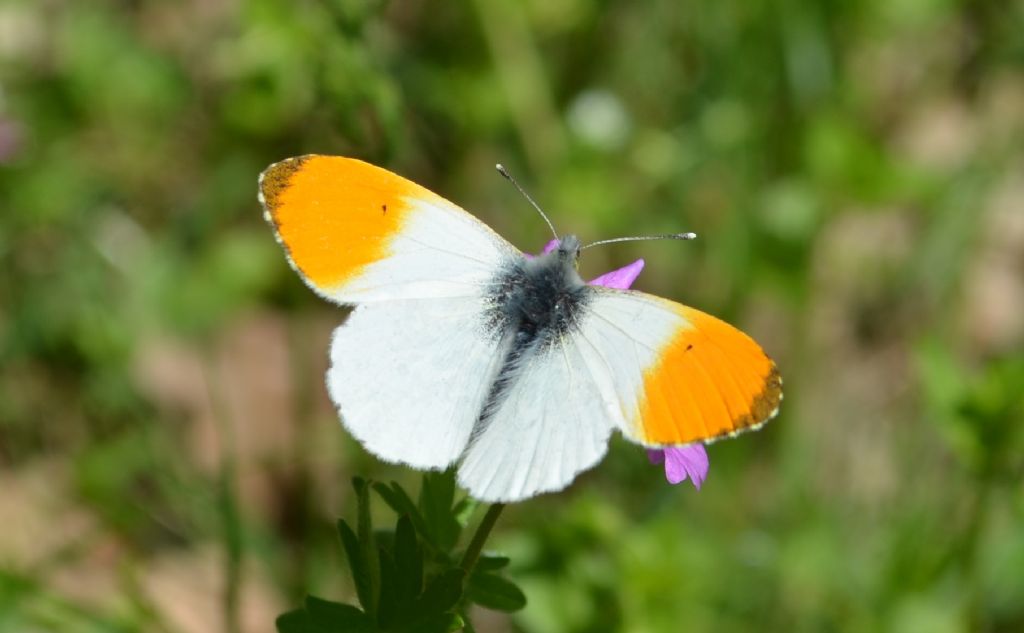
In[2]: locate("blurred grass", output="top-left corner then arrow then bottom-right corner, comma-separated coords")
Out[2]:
1,0 -> 1023,631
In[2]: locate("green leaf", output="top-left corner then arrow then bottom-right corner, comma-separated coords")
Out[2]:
397,612 -> 462,633
452,497 -> 478,528
416,568 -> 465,615
336,519 -> 373,612
305,596 -> 374,632
419,470 -> 460,551
376,547 -> 398,630
373,482 -> 429,541
475,554 -> 510,572
275,609 -> 326,633
466,572 -> 527,612
352,478 -> 380,614
393,514 -> 423,603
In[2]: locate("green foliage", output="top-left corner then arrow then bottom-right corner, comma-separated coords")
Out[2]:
277,474 -> 522,633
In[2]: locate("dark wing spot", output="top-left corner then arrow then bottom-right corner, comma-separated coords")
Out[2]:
382,203 -> 387,215
260,155 -> 310,214
699,363 -> 783,442
748,365 -> 783,424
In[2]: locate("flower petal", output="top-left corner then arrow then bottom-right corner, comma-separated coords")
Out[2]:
524,239 -> 561,261
663,444 -> 709,489
588,259 -> 645,290
647,449 -> 665,465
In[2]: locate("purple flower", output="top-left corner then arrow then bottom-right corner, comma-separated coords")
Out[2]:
645,445 -> 709,490
541,238 -> 711,490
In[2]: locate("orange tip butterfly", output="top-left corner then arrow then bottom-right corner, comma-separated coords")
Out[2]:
259,156 -> 782,502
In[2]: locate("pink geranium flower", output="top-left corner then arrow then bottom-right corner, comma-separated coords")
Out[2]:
539,239 -> 710,490
645,444 -> 709,489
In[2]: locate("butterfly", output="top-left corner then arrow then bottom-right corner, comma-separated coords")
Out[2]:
259,156 -> 782,502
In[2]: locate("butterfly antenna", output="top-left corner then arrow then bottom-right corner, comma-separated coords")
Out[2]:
582,232 -> 697,250
496,164 -> 558,240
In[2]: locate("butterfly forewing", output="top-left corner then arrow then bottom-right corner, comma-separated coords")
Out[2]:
328,296 -> 509,470
260,155 -> 520,304
580,288 -> 782,446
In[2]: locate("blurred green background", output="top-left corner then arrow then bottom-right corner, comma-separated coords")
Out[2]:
2,0 -> 1023,631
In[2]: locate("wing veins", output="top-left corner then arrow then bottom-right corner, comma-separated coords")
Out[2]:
573,326 -> 633,430
589,310 -> 659,353
690,351 -> 738,424
390,233 -> 506,267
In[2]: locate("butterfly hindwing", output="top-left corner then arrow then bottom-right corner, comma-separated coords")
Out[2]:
458,332 -> 616,502
328,296 -> 508,470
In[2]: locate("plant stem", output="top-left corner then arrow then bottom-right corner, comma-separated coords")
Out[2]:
203,352 -> 242,633
460,503 -> 506,573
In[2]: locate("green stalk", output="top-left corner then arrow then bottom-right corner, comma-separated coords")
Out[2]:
460,503 -> 506,573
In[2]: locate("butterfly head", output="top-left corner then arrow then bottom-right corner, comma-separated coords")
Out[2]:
555,235 -> 582,266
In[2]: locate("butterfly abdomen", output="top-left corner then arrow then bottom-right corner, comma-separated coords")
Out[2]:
475,249 -> 589,434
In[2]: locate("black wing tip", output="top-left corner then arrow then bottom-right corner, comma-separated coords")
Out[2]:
258,155 -> 314,214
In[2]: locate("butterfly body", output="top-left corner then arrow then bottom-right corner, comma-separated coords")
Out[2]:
485,235 -> 585,352
261,155 -> 781,502
478,236 -> 587,439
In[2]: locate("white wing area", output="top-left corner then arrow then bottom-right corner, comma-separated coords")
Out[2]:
336,197 -> 521,303
570,289 -> 690,443
456,288 -> 701,502
327,297 -> 508,470
457,335 -> 616,502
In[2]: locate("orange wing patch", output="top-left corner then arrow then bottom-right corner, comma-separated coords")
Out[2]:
637,306 -> 782,445
259,155 -> 443,292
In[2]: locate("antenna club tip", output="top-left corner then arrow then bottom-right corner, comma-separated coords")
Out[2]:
682,232 -> 697,240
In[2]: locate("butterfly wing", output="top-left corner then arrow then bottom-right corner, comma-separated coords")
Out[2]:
458,330 -> 617,502
457,286 -> 781,502
327,296 -> 508,469
576,287 -> 782,446
260,155 -> 520,303
262,155 -> 520,468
